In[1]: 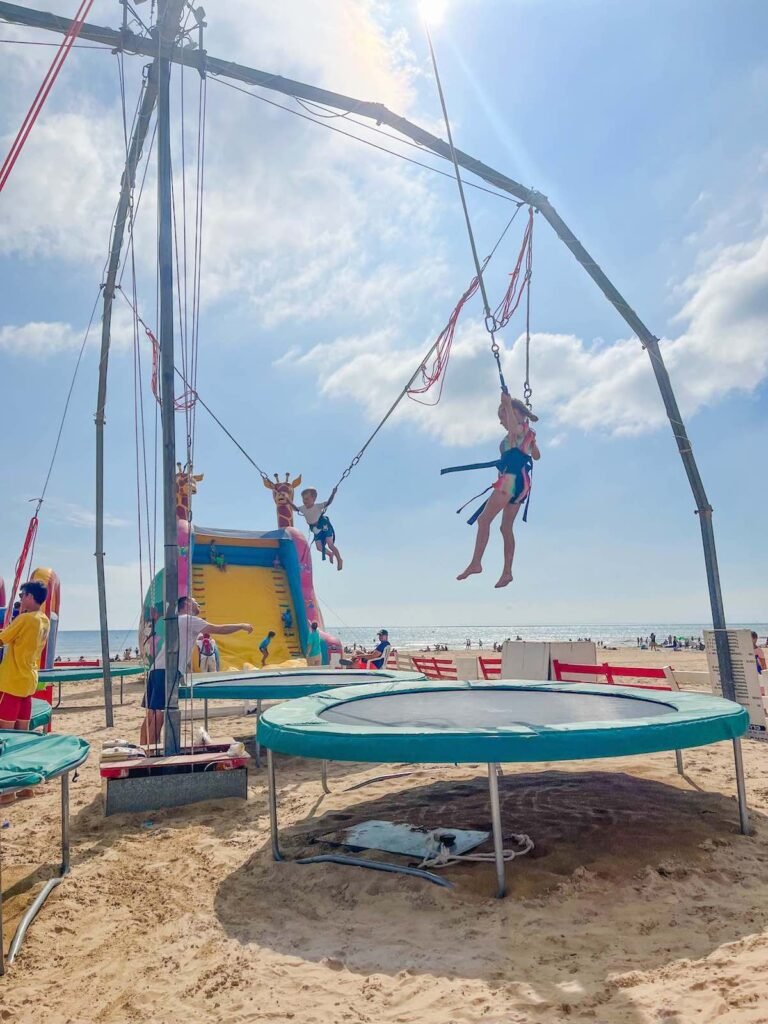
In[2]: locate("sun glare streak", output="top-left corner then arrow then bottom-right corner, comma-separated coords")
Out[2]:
419,0 -> 448,26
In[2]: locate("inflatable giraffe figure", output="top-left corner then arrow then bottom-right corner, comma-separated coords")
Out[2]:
263,473 -> 302,528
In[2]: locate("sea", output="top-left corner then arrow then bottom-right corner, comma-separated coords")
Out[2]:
57,622 -> 768,659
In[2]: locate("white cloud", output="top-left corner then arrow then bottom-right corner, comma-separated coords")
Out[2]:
0,305 -> 137,356
0,1 -> 446,327
282,227 -> 768,444
47,500 -> 131,529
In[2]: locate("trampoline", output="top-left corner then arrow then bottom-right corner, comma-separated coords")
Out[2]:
258,680 -> 750,896
0,730 -> 90,973
29,698 -> 52,732
40,663 -> 146,709
178,668 -> 427,776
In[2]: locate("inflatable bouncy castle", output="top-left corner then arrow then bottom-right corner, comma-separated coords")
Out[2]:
0,567 -> 61,669
140,467 -> 341,669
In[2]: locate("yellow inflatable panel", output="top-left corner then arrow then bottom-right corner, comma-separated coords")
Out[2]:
191,562 -> 300,670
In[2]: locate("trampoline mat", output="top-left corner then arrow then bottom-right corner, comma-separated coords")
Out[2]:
320,688 -> 675,731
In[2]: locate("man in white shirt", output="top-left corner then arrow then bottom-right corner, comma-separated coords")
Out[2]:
140,596 -> 253,747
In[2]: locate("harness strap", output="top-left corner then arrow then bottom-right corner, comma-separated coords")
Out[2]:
441,459 -> 499,476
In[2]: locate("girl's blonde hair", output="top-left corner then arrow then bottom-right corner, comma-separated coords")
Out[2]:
500,398 -> 538,423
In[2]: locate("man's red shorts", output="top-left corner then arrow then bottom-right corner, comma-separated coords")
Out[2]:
0,691 -> 33,723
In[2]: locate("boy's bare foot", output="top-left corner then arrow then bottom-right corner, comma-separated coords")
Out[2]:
0,793 -> 16,806
494,573 -> 513,588
16,788 -> 37,800
336,557 -> 343,571
457,564 -> 482,581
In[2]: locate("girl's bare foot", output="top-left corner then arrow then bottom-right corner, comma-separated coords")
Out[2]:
494,573 -> 513,588
457,564 -> 482,581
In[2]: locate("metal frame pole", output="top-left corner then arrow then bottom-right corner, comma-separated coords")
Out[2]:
487,762 -> 506,898
6,772 -> 74,966
156,0 -> 186,755
266,748 -> 284,861
733,739 -> 750,835
320,759 -> 330,794
0,0 -> 736,702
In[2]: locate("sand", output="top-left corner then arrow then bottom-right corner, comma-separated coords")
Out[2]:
3,648 -> 768,1023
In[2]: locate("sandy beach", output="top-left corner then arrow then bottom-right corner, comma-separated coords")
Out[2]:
3,647 -> 768,1023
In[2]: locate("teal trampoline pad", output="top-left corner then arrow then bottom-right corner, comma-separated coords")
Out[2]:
258,681 -> 749,764
0,731 -> 90,793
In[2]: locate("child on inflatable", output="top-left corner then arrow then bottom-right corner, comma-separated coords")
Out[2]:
455,393 -> 540,588
293,487 -> 343,570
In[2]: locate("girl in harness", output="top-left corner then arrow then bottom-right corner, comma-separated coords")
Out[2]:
449,393 -> 540,588
293,487 -> 344,570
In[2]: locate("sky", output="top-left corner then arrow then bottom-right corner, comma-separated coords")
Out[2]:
0,0 -> 766,631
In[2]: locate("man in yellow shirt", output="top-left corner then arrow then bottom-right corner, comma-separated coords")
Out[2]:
0,580 -> 50,730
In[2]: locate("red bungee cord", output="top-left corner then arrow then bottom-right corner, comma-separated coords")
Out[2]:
0,0 -> 96,193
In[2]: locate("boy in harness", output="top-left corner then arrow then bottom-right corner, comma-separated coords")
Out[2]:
293,486 -> 343,570
447,393 -> 540,588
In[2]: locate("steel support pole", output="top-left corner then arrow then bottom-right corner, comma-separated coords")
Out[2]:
487,762 -> 506,898
675,749 -> 685,776
733,738 -> 750,835
267,748 -> 284,861
320,759 -> 330,794
94,69 -> 158,729
155,0 -> 186,755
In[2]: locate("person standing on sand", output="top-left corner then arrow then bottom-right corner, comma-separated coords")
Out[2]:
0,581 -> 50,803
752,632 -> 766,675
141,596 -> 253,747
306,621 -> 322,666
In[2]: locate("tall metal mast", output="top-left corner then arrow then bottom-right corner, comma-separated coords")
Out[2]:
0,0 -> 737,701
155,0 -> 185,754
93,0 -> 185,727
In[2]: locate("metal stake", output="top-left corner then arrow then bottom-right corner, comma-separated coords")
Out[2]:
266,748 -> 284,861
675,749 -> 684,775
320,759 -> 330,794
487,762 -> 506,898
733,738 -> 750,835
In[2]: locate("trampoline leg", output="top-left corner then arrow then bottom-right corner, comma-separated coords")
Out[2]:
0,837 -> 5,976
61,772 -> 71,873
675,749 -> 684,775
733,738 -> 750,835
255,700 -> 262,769
267,749 -> 284,861
203,699 -> 209,733
321,760 -> 330,795
7,773 -> 71,966
487,762 -> 506,898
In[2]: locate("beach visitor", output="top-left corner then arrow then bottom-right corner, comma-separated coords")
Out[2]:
306,621 -> 322,666
292,487 -> 343,569
197,633 -> 218,672
752,632 -> 766,675
259,631 -> 277,667
358,629 -> 391,670
281,608 -> 293,631
0,581 -> 50,802
457,393 -> 540,588
141,596 -> 252,747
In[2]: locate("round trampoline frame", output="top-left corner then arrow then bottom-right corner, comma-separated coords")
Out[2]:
258,681 -> 750,897
178,668 -> 427,776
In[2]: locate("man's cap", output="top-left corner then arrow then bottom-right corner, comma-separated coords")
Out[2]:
378,629 -> 389,636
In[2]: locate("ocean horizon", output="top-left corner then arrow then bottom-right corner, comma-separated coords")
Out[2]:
55,622 -> 768,659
